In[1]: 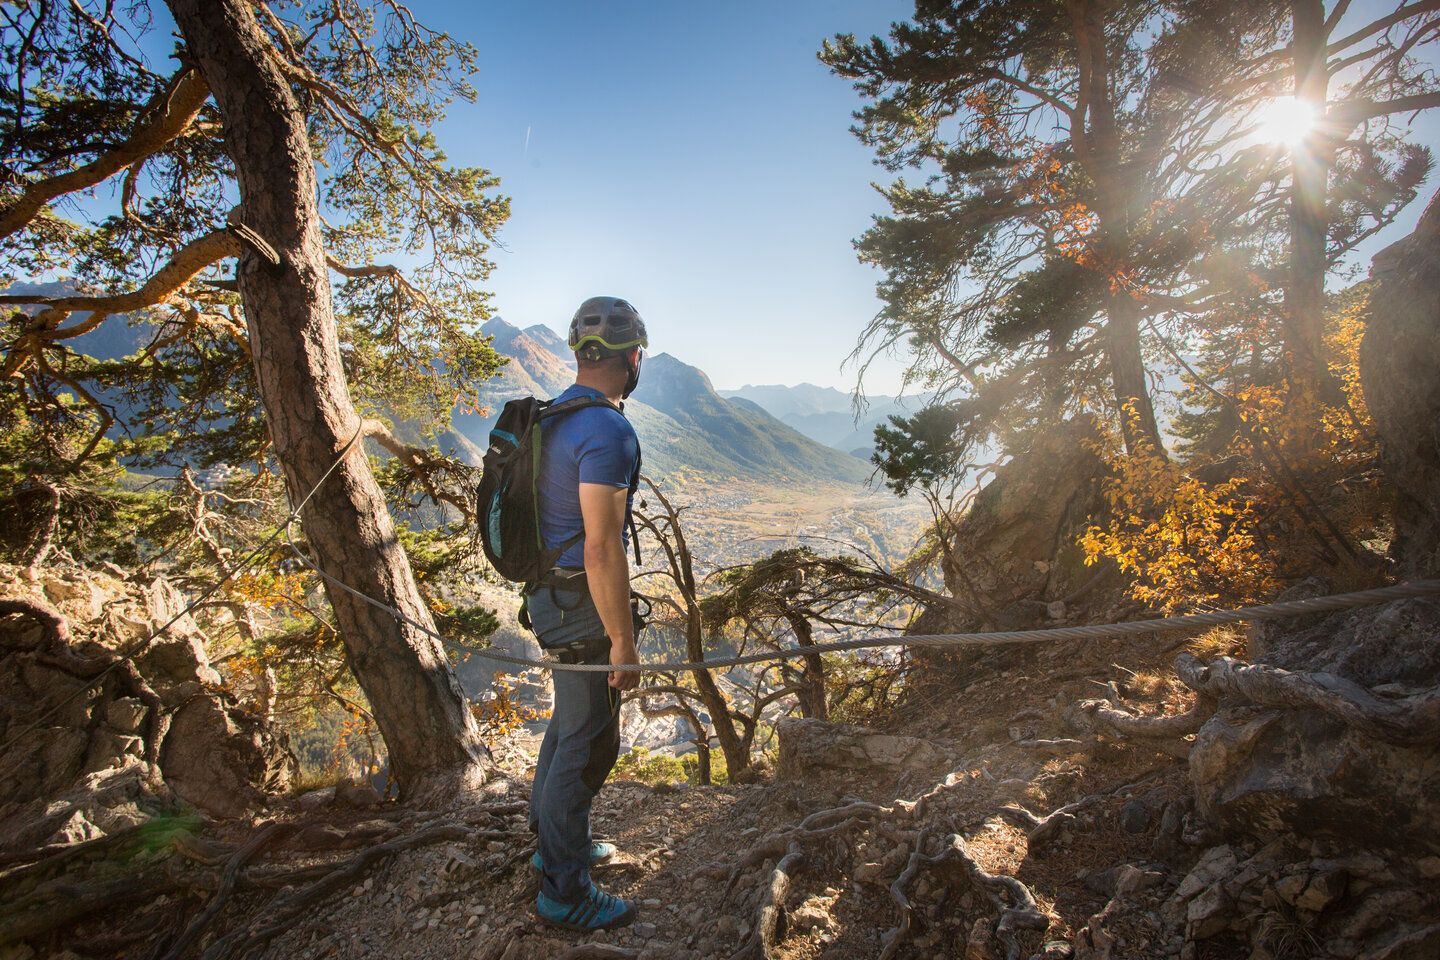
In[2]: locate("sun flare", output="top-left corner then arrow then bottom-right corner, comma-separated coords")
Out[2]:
1256,96 -> 1317,145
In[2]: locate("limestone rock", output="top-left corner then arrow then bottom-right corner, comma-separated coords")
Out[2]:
335,779 -> 383,808
298,786 -> 337,812
104,697 -> 149,734
775,716 -> 959,781
1189,592 -> 1440,853
1360,190 -> 1440,576
161,696 -> 295,819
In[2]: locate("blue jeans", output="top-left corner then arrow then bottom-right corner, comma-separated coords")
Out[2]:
526,584 -> 621,903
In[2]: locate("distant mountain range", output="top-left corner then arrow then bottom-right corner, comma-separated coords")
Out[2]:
4,279 -> 875,486
460,319 -> 872,485
719,383 -> 913,458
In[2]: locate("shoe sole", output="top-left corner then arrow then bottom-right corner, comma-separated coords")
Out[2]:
535,904 -> 637,932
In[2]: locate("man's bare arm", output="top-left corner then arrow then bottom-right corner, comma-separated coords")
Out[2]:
579,482 -> 640,690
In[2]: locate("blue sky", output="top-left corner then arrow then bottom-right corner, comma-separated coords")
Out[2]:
413,0 -> 1439,398
417,0 -> 915,395
75,1 -> 1440,398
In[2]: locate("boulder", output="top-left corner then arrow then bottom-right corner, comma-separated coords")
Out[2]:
1189,591 -> 1440,853
775,716 -> 960,782
2,563 -> 296,831
1361,190 -> 1440,576
161,696 -> 295,819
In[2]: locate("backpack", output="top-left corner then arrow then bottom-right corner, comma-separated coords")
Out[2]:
476,394 -> 641,585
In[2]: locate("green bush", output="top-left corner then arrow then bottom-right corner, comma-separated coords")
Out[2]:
612,746 -> 729,786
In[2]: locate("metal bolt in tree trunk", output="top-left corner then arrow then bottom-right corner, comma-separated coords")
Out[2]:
166,0 -> 490,800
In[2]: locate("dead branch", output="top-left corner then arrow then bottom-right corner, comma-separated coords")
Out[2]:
0,69 -> 210,241
727,840 -> 804,960
1175,653 -> 1440,746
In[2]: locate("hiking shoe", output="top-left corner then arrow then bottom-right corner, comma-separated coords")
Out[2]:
530,840 -> 618,872
535,884 -> 637,931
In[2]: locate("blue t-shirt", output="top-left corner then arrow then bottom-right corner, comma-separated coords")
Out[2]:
537,384 -> 641,569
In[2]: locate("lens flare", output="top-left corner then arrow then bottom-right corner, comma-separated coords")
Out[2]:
1257,97 -> 1317,145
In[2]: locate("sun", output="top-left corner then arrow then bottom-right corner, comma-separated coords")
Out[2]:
1256,97 -> 1317,146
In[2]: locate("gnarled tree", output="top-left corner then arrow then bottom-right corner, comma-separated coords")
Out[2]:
1,0 -> 510,798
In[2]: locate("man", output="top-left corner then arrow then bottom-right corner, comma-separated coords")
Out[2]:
527,296 -> 646,931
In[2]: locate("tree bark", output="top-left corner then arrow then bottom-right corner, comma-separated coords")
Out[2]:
1068,0 -> 1165,457
1104,293 -> 1164,455
1285,0 -> 1333,450
784,613 -> 828,721
166,0 -> 489,800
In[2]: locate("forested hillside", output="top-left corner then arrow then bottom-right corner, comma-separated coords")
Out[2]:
1,2 -> 1438,960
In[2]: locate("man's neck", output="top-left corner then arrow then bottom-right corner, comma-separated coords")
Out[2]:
573,373 -> 624,406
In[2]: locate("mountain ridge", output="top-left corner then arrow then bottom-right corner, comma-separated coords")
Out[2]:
460,318 -> 872,485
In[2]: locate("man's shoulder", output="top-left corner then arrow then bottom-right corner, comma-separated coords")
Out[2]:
553,400 -> 637,445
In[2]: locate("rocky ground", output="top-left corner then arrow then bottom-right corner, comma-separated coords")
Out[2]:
3,552 -> 1438,960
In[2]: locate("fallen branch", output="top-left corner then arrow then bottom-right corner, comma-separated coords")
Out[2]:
1175,653 -> 1440,746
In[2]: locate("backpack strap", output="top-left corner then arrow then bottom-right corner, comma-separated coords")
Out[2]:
627,446 -> 643,566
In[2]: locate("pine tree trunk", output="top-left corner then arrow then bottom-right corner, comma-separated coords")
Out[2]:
1068,0 -> 1164,459
166,0 -> 490,800
785,614 -> 828,720
1286,0 -> 1332,450
1105,291 -> 1165,457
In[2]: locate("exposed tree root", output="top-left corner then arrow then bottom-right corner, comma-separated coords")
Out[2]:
936,832 -> 1047,960
0,867 -> 182,946
998,795 -> 1103,851
704,768 -> 1055,959
878,829 -> 933,960
0,817 -> 202,945
153,821 -> 293,960
1175,653 -> 1440,746
200,822 -> 475,960
1074,695 -> 1214,739
727,841 -> 804,960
